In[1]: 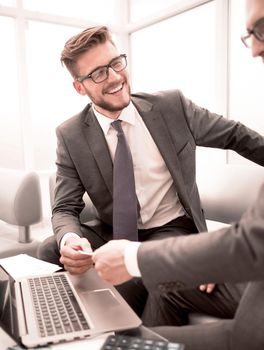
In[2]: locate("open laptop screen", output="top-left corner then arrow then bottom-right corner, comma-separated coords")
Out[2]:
0,266 -> 20,343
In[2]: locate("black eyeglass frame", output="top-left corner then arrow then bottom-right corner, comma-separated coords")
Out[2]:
77,54 -> 127,84
241,17 -> 264,48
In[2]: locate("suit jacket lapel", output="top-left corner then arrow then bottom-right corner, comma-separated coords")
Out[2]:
81,98 -> 191,214
83,106 -> 113,195
132,95 -> 191,212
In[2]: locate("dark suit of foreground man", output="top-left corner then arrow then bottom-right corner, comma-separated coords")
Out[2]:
39,18 -> 264,325
92,1 -> 264,348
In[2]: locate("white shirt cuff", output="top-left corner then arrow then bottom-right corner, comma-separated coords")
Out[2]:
60,232 -> 80,250
124,242 -> 142,277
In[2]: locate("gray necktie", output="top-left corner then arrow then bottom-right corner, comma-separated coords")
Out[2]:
111,120 -> 138,240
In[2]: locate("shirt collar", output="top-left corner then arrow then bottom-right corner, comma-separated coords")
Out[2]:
92,102 -> 136,135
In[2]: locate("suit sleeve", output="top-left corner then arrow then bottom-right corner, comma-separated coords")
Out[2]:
138,184 -> 264,293
177,90 -> 264,166
51,127 -> 86,246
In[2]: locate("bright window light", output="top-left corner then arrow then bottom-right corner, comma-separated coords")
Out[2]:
130,2 -> 216,110
25,21 -> 87,170
0,16 -> 24,169
23,0 -> 118,24
0,0 -> 15,6
130,0 -> 184,22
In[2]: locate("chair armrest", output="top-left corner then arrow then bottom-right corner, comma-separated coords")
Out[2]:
197,164 -> 264,224
0,169 -> 42,241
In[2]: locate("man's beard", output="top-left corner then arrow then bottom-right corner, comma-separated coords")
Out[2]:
92,84 -> 131,113
96,97 -> 130,112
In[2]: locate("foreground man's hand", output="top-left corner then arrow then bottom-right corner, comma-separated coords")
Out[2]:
60,236 -> 93,274
93,240 -> 133,285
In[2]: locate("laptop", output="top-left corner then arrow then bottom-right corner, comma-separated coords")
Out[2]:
0,265 -> 141,348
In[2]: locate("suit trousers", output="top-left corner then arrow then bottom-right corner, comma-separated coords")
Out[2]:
38,216 -> 241,325
150,281 -> 264,350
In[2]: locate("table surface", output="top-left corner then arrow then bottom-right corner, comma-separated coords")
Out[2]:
1,325 -> 166,349
0,327 -> 112,349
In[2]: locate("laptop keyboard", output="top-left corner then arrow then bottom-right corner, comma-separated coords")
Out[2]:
100,334 -> 185,350
28,274 -> 90,337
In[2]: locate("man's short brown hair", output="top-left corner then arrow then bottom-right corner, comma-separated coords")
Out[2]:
61,25 -> 115,79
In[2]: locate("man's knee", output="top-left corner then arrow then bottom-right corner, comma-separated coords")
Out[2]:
37,235 -> 60,265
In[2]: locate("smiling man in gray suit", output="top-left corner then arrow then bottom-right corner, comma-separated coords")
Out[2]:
92,0 -> 264,348
39,16 -> 264,325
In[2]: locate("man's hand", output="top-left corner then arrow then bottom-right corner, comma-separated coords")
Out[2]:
60,236 -> 93,275
93,240 -> 133,285
199,283 -> 216,293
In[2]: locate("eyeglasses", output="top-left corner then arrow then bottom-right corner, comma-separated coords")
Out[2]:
241,17 -> 264,48
77,54 -> 127,84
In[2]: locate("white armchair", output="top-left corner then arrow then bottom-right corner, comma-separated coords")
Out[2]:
0,169 -> 42,258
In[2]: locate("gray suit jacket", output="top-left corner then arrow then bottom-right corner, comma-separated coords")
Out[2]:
138,185 -> 264,350
52,89 -> 264,246
138,184 -> 264,291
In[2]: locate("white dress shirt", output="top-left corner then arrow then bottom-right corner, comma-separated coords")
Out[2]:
94,102 -> 184,228
61,101 -> 184,249
124,241 -> 142,277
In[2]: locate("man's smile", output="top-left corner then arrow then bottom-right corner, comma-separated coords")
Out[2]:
105,83 -> 124,95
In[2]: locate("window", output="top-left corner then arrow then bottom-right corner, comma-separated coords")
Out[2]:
0,0 -> 14,6
130,0 -> 185,22
26,21 -> 86,170
0,16 -> 23,168
130,2 -> 216,109
23,0 -> 118,24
